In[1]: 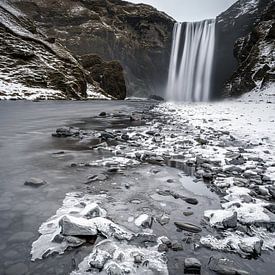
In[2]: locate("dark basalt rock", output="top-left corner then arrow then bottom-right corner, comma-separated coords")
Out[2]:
214,0 -> 275,98
11,0 -> 175,97
79,54 -> 126,99
208,257 -> 250,275
174,222 -> 202,233
0,2 -> 88,100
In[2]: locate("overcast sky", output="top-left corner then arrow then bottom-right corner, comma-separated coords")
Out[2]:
128,0 -> 237,21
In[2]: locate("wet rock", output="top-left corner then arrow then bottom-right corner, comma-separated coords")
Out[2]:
24,177 -> 46,187
52,234 -> 85,247
121,133 -> 130,141
133,252 -> 144,264
89,249 -> 112,270
158,243 -> 169,252
268,186 -> 275,199
151,168 -> 161,174
171,241 -> 183,251
205,210 -> 237,229
257,186 -> 269,196
81,203 -> 106,218
223,212 -> 238,229
224,166 -> 244,174
265,204 -> 275,214
59,216 -> 97,236
157,214 -> 170,226
99,112 -> 107,117
53,127 -> 80,137
134,214 -> 152,228
183,211 -> 194,217
227,154 -> 246,165
148,95 -> 164,101
196,137 -> 208,145
208,257 -> 250,275
105,262 -> 123,275
183,197 -> 199,205
174,222 -> 202,233
243,170 -> 258,178
238,238 -> 263,256
184,258 -> 201,274
131,232 -> 157,244
202,172 -> 213,180
147,156 -> 164,165
100,131 -> 115,140
107,167 -> 119,173
159,236 -> 172,246
86,174 -> 108,183
146,130 -> 157,136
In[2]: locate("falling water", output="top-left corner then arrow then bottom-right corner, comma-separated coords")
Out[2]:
166,20 -> 216,102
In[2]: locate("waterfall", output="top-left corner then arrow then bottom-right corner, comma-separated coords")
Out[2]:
166,20 -> 216,102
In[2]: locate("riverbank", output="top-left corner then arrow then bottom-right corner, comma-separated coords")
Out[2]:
1,97 -> 275,274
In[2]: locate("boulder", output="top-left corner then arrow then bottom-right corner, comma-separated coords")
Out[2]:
184,258 -> 201,274
59,216 -> 98,236
208,257 -> 250,275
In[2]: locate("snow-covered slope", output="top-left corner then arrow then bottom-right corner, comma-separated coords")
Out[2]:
224,0 -> 275,97
0,1 -> 89,100
213,0 -> 274,99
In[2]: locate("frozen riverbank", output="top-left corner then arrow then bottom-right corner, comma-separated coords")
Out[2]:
1,94 -> 275,274
29,90 -> 275,274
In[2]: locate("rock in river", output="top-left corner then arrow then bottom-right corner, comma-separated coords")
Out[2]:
174,222 -> 202,233
24,178 -> 47,187
208,257 -> 249,275
184,258 -> 201,274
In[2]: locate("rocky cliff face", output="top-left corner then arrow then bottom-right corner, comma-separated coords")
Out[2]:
224,0 -> 275,96
214,0 -> 275,98
11,0 -> 174,97
0,1 -> 88,100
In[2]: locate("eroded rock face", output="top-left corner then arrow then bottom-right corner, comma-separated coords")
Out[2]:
11,0 -> 174,97
79,54 -> 126,99
224,0 -> 275,96
214,0 -> 275,98
0,1 -> 87,100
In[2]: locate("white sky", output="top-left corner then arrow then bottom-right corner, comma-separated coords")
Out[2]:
127,0 -> 238,22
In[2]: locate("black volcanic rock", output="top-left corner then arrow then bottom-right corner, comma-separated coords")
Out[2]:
214,0 -> 275,98
224,0 -> 275,96
11,0 -> 175,97
79,54 -> 126,99
0,1 -> 87,100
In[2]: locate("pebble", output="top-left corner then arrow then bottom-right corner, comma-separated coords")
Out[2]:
174,222 -> 202,233
133,253 -> 143,264
183,197 -> 198,205
171,241 -> 183,251
157,214 -> 170,226
159,236 -> 172,246
24,177 -> 46,187
158,243 -> 169,252
183,211 -> 194,216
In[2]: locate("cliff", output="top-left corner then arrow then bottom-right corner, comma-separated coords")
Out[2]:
10,0 -> 175,97
214,0 -> 275,98
0,1 -> 88,100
